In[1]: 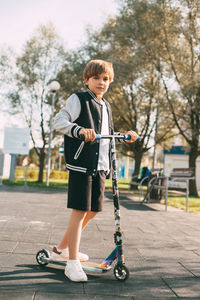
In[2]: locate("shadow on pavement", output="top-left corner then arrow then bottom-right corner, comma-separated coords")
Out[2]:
120,200 -> 156,211
105,192 -> 157,211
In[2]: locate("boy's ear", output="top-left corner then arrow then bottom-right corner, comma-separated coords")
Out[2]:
84,77 -> 89,85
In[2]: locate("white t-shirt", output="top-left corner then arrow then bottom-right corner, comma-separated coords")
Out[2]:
97,100 -> 109,171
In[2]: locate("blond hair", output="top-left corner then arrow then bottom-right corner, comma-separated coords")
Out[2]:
83,59 -> 114,82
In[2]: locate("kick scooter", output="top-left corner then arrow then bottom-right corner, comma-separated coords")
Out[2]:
36,133 -> 139,281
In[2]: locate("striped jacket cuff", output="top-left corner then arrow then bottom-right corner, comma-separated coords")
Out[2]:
71,125 -> 82,138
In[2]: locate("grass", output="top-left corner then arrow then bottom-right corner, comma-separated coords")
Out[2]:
105,178 -> 130,190
2,178 -> 200,214
2,178 -> 69,189
2,178 -> 130,191
163,195 -> 200,214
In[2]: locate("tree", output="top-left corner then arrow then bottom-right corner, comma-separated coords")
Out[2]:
6,23 -> 65,182
109,0 -> 199,196
155,0 -> 200,196
56,0 -> 177,178
0,47 -> 16,112
83,0 -> 176,176
56,0 -> 200,196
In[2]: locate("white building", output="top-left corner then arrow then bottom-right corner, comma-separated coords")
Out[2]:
0,152 -> 11,178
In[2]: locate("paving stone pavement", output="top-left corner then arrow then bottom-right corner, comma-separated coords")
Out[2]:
0,185 -> 200,299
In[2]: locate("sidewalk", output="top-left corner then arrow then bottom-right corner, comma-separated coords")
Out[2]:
0,185 -> 200,299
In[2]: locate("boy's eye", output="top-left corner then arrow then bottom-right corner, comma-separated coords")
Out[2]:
104,77 -> 109,81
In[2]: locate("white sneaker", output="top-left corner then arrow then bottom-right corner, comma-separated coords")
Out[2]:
51,246 -> 89,262
78,251 -> 89,262
65,260 -> 88,282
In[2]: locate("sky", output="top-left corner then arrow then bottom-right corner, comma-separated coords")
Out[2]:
0,0 -> 118,51
0,0 -> 118,147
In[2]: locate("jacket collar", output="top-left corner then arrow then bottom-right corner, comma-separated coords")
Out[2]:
86,88 -> 105,105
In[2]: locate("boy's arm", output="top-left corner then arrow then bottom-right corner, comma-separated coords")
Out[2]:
54,94 -> 83,138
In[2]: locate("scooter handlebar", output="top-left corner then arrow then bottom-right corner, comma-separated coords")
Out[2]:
79,133 -> 140,141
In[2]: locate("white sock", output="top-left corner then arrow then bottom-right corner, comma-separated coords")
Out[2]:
68,259 -> 79,264
55,247 -> 61,253
56,246 -> 68,252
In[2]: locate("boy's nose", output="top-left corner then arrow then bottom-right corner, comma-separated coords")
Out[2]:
99,78 -> 104,84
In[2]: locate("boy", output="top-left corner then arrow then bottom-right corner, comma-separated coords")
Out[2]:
53,59 -> 138,282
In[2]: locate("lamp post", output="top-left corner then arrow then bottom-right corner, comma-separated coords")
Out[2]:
152,104 -> 159,169
46,80 -> 60,186
152,63 -> 161,170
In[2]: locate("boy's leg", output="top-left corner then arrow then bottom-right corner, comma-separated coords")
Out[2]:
58,209 -> 86,259
55,171 -> 104,256
82,211 -> 98,230
63,209 -> 88,282
57,210 -> 98,250
67,209 -> 87,260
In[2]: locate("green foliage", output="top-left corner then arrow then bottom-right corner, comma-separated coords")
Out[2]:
29,148 -> 39,165
4,23 -> 66,183
56,0 -> 200,194
2,177 -> 128,190
14,167 -> 69,181
15,167 -> 25,178
29,169 -> 40,179
49,169 -> 69,180
2,179 -> 68,189
164,196 -> 200,214
2,0 -> 200,193
56,0 -> 178,176
15,167 -> 39,180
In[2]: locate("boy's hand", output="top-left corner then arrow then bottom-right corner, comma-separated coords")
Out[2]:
79,128 -> 96,142
125,130 -> 138,143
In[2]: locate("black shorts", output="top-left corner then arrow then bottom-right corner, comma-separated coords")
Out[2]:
67,170 -> 107,212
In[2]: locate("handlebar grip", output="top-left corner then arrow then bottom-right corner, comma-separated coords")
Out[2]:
124,134 -> 131,140
124,134 -> 140,141
79,134 -> 85,141
95,134 -> 101,140
79,134 -> 101,141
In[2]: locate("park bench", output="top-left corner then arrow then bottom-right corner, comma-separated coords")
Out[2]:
129,168 -> 163,201
143,168 -> 195,212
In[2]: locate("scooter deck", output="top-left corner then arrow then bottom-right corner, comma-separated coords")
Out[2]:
81,261 -> 112,272
40,256 -> 111,273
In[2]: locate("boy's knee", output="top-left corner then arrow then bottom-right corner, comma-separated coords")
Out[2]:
88,211 -> 98,218
72,209 -> 87,219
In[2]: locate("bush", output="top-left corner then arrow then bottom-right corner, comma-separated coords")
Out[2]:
15,167 -> 39,179
15,167 -> 68,181
49,169 -> 69,180
28,168 -> 39,179
15,167 -> 25,178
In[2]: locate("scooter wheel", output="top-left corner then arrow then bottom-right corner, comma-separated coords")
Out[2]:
114,263 -> 129,281
36,249 -> 50,266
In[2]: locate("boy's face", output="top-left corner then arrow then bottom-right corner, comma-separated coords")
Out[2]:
84,72 -> 110,100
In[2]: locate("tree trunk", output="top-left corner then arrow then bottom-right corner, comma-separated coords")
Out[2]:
129,149 -> 143,191
188,148 -> 199,197
38,148 -> 46,183
134,150 -> 143,178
